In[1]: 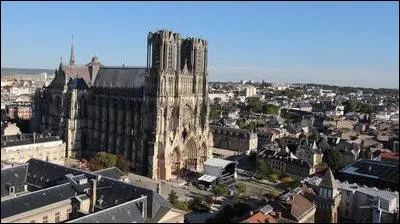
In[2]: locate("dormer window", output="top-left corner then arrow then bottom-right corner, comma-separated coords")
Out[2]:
9,186 -> 15,195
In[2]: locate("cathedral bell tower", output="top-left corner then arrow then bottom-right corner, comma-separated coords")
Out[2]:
314,168 -> 341,223
146,30 -> 212,180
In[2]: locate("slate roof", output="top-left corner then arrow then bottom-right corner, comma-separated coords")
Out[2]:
26,158 -> 96,188
1,164 -> 28,197
204,158 -> 235,168
93,67 -> 147,89
3,159 -> 173,223
68,199 -> 145,223
1,136 -> 60,148
62,64 -> 91,86
210,125 -> 254,137
144,205 -> 171,223
297,144 -> 323,155
92,173 -> 172,219
260,149 -> 278,158
338,182 -> 398,203
339,159 -> 399,186
362,138 -> 379,148
1,183 -> 76,219
93,167 -> 126,180
319,168 -> 337,189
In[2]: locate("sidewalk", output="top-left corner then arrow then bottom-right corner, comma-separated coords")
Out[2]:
128,173 -> 187,186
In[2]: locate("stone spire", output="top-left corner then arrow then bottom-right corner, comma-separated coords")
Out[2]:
69,35 -> 75,65
312,141 -> 318,149
320,168 -> 337,189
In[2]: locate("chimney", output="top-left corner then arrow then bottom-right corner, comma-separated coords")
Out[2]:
89,179 -> 97,213
157,182 -> 161,194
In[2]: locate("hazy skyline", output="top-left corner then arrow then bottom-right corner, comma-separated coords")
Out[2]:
1,1 -> 399,88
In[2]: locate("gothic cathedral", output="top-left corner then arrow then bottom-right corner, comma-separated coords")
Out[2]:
33,30 -> 213,180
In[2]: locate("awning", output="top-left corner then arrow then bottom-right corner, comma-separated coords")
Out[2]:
198,174 -> 218,183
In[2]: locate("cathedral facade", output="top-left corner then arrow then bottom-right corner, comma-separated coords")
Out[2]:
33,30 -> 213,180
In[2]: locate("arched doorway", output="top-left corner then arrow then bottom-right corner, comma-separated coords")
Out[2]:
171,147 -> 181,175
185,138 -> 198,171
199,142 -> 208,166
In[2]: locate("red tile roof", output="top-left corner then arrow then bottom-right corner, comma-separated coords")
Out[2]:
241,211 -> 278,223
380,152 -> 399,160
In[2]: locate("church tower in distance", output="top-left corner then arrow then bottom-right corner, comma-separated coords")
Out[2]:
314,168 -> 342,223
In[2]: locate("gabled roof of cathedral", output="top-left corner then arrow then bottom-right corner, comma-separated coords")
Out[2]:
62,64 -> 91,86
320,168 -> 337,189
86,56 -> 103,67
93,67 -> 147,89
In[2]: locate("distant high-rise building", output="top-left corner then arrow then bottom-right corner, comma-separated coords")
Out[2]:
245,85 -> 257,97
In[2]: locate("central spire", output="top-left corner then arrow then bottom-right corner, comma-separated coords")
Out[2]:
69,34 -> 75,65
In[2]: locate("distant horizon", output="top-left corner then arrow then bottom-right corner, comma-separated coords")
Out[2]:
1,1 -> 399,89
2,66 -> 398,90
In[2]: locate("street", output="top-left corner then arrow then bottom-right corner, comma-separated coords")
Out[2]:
128,173 -> 212,201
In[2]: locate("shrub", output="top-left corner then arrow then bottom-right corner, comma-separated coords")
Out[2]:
168,190 -> 179,205
268,174 -> 279,183
175,200 -> 189,212
281,176 -> 293,183
212,183 -> 229,197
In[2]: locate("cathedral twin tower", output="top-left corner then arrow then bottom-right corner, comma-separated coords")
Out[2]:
35,30 -> 212,180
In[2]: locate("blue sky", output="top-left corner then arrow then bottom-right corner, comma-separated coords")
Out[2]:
1,1 -> 399,88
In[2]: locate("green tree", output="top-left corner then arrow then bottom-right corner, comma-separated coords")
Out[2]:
209,107 -> 221,119
212,183 -> 229,197
343,100 -> 357,114
358,102 -> 373,114
236,182 -> 246,195
246,97 -> 263,113
272,169 -> 283,178
174,200 -> 189,212
262,104 -> 279,115
96,152 -> 118,168
255,159 -> 269,180
236,119 -> 247,129
264,189 -> 280,199
323,148 -> 342,173
168,190 -> 179,205
189,194 -> 211,212
289,180 -> 301,189
268,173 -> 279,183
